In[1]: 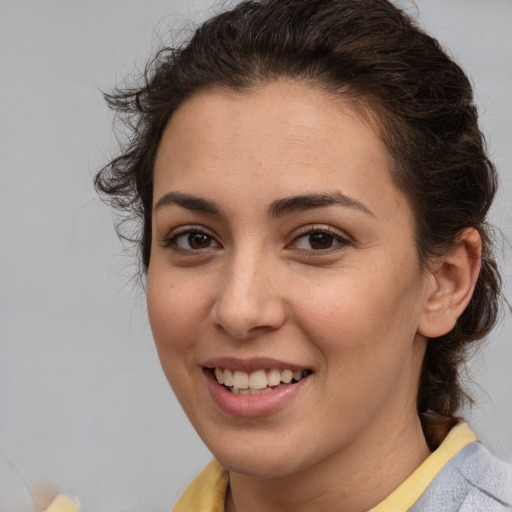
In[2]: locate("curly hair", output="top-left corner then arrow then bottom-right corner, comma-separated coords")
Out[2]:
95,0 -> 501,430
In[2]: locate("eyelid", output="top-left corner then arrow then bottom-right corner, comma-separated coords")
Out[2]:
159,224 -> 221,250
287,224 -> 352,252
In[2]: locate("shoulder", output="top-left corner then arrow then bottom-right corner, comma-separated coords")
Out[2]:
411,443 -> 512,511
457,443 -> 512,511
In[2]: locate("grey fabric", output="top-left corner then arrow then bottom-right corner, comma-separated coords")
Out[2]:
409,443 -> 512,511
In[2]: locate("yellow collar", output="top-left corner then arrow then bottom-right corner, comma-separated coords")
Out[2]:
369,422 -> 476,511
172,422 -> 477,512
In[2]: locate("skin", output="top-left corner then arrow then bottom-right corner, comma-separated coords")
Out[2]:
146,81 -> 479,512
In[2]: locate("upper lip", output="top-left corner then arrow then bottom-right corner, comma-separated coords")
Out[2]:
202,357 -> 311,373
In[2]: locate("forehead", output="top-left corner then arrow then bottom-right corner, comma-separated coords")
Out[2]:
153,80 -> 403,218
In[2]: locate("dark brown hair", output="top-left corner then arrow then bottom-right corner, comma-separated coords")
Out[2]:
95,0 -> 501,429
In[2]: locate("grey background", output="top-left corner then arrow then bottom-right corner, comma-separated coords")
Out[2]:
1,1 -> 511,511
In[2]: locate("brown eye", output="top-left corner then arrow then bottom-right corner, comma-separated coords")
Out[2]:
188,232 -> 212,249
291,227 -> 350,252
169,229 -> 220,250
308,232 -> 335,250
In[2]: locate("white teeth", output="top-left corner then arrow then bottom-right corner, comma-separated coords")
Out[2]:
224,369 -> 234,386
281,369 -> 293,384
249,370 -> 268,389
213,367 -> 308,392
267,368 -> 282,386
233,371 -> 249,389
214,367 -> 224,385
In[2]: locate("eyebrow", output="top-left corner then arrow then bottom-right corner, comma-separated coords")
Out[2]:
268,192 -> 375,218
154,192 -> 222,215
153,190 -> 374,218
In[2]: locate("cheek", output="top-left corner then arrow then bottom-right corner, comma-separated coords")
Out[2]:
146,272 -> 210,412
292,274 -> 425,424
292,260 -> 425,358
146,269 -> 208,360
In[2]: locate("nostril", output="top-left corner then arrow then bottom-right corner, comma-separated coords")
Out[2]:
210,293 -> 287,341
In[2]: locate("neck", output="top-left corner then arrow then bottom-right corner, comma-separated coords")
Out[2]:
226,413 -> 430,512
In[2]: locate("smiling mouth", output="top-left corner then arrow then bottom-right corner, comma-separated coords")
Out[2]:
211,368 -> 311,395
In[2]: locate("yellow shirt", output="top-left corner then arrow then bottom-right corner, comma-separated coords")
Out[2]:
172,422 -> 477,512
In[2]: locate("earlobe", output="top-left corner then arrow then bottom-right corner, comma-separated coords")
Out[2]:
418,228 -> 482,339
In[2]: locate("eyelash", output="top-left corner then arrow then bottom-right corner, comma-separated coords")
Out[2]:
161,225 -> 351,254
162,226 -> 219,252
289,225 -> 351,254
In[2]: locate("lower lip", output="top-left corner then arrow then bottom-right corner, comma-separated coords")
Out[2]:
204,369 -> 309,418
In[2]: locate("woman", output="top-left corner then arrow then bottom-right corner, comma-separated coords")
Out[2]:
95,0 -> 511,510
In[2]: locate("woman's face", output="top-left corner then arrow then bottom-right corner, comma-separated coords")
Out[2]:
147,81 -> 433,478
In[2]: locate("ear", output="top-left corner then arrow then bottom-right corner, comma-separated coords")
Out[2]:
418,228 -> 482,338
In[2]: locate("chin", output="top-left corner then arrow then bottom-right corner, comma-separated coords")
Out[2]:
218,452 -> 302,479
204,432 -> 319,480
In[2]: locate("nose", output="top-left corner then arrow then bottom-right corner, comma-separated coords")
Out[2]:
210,251 -> 287,340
